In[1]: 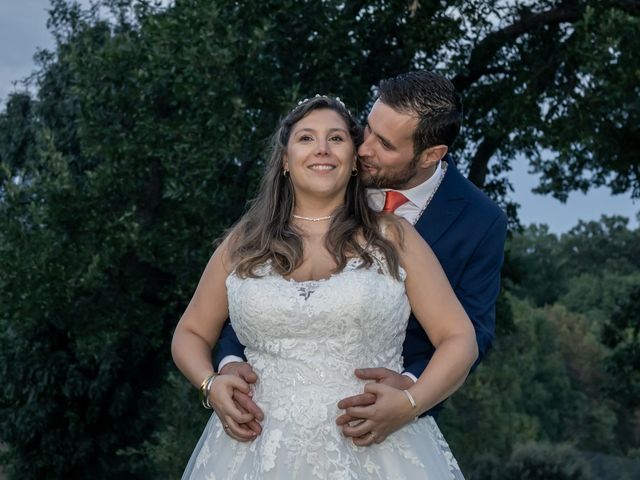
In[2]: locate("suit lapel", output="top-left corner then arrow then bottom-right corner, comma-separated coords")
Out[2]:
415,157 -> 467,245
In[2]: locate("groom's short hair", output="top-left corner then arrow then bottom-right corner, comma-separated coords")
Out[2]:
378,71 -> 462,154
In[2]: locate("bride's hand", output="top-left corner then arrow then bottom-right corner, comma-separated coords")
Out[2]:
209,374 -> 259,442
340,383 -> 417,447
219,361 -> 264,424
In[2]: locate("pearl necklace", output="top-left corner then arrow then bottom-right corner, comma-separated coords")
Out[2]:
292,214 -> 333,222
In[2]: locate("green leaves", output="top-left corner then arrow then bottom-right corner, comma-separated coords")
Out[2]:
442,217 -> 640,474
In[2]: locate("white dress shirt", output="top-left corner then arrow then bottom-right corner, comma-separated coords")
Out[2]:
219,162 -> 444,379
366,160 -> 443,224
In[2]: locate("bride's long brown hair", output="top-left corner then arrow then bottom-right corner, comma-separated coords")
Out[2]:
227,96 -> 402,279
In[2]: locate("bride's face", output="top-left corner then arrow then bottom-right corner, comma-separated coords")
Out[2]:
284,108 -> 356,200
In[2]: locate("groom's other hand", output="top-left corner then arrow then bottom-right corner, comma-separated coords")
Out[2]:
336,368 -> 414,428
219,361 -> 264,435
340,383 -> 418,447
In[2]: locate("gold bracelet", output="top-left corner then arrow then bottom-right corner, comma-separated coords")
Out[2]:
199,373 -> 218,409
402,389 -> 417,409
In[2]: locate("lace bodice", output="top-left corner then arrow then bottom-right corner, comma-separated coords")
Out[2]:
227,256 -> 409,385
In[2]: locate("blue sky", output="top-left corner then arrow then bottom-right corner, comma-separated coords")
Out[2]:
1,0 -> 637,233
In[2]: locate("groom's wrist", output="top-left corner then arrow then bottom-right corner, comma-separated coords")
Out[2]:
218,355 -> 245,371
401,371 -> 418,384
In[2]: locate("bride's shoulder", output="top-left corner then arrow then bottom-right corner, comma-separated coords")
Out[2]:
378,215 -> 417,247
378,216 -> 433,268
212,228 -> 241,275
215,226 -> 274,278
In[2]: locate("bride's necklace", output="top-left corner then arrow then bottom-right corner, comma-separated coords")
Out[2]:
292,214 -> 333,222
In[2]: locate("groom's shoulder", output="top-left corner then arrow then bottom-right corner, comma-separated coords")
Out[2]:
464,179 -> 504,219
447,161 -> 505,221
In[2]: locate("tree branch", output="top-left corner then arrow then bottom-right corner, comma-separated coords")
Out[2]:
466,22 -> 581,188
453,0 -> 640,92
467,132 -> 509,188
453,0 -> 583,92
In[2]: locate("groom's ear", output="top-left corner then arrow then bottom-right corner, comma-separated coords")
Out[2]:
418,145 -> 448,169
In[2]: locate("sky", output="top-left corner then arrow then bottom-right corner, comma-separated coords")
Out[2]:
1,0 -> 637,233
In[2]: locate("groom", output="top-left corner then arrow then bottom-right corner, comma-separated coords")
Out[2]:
214,70 -> 507,444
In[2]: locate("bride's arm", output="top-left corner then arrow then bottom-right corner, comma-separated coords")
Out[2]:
171,240 -> 230,386
171,238 -> 256,440
398,220 -> 478,411
343,219 -> 477,446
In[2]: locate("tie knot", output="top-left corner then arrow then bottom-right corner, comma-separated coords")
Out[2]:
382,191 -> 409,213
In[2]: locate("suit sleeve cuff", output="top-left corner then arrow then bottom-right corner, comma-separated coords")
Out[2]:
218,355 -> 245,372
402,371 -> 418,383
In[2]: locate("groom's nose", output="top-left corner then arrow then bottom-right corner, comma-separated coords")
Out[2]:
358,132 -> 374,158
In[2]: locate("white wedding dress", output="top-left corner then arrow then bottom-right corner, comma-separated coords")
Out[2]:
182,255 -> 464,479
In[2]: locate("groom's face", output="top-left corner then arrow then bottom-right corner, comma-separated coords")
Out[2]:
358,100 -> 422,190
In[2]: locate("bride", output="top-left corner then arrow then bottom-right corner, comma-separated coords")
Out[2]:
171,96 -> 477,479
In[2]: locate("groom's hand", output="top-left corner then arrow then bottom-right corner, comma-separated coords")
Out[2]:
339,383 -> 417,446
336,368 -> 414,438
219,361 -> 264,436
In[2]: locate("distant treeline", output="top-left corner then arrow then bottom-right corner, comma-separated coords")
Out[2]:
442,215 -> 640,479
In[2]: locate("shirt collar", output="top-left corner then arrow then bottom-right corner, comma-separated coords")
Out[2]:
397,160 -> 443,207
366,160 -> 443,208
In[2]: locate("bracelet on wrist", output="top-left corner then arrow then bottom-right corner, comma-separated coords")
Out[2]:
199,373 -> 218,409
402,389 -> 418,410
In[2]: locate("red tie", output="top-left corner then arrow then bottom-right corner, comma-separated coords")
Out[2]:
382,191 -> 409,213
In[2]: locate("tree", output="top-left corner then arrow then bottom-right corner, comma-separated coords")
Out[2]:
506,216 -> 640,308
452,1 -> 640,203
560,216 -> 640,277
602,284 -> 640,453
470,442 -> 593,480
441,296 -> 616,470
506,224 -> 565,305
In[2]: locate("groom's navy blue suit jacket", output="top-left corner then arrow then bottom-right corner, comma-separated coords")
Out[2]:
214,156 -> 507,414
399,157 -> 507,382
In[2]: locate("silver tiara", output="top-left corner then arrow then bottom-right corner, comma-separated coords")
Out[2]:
296,94 -> 349,113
